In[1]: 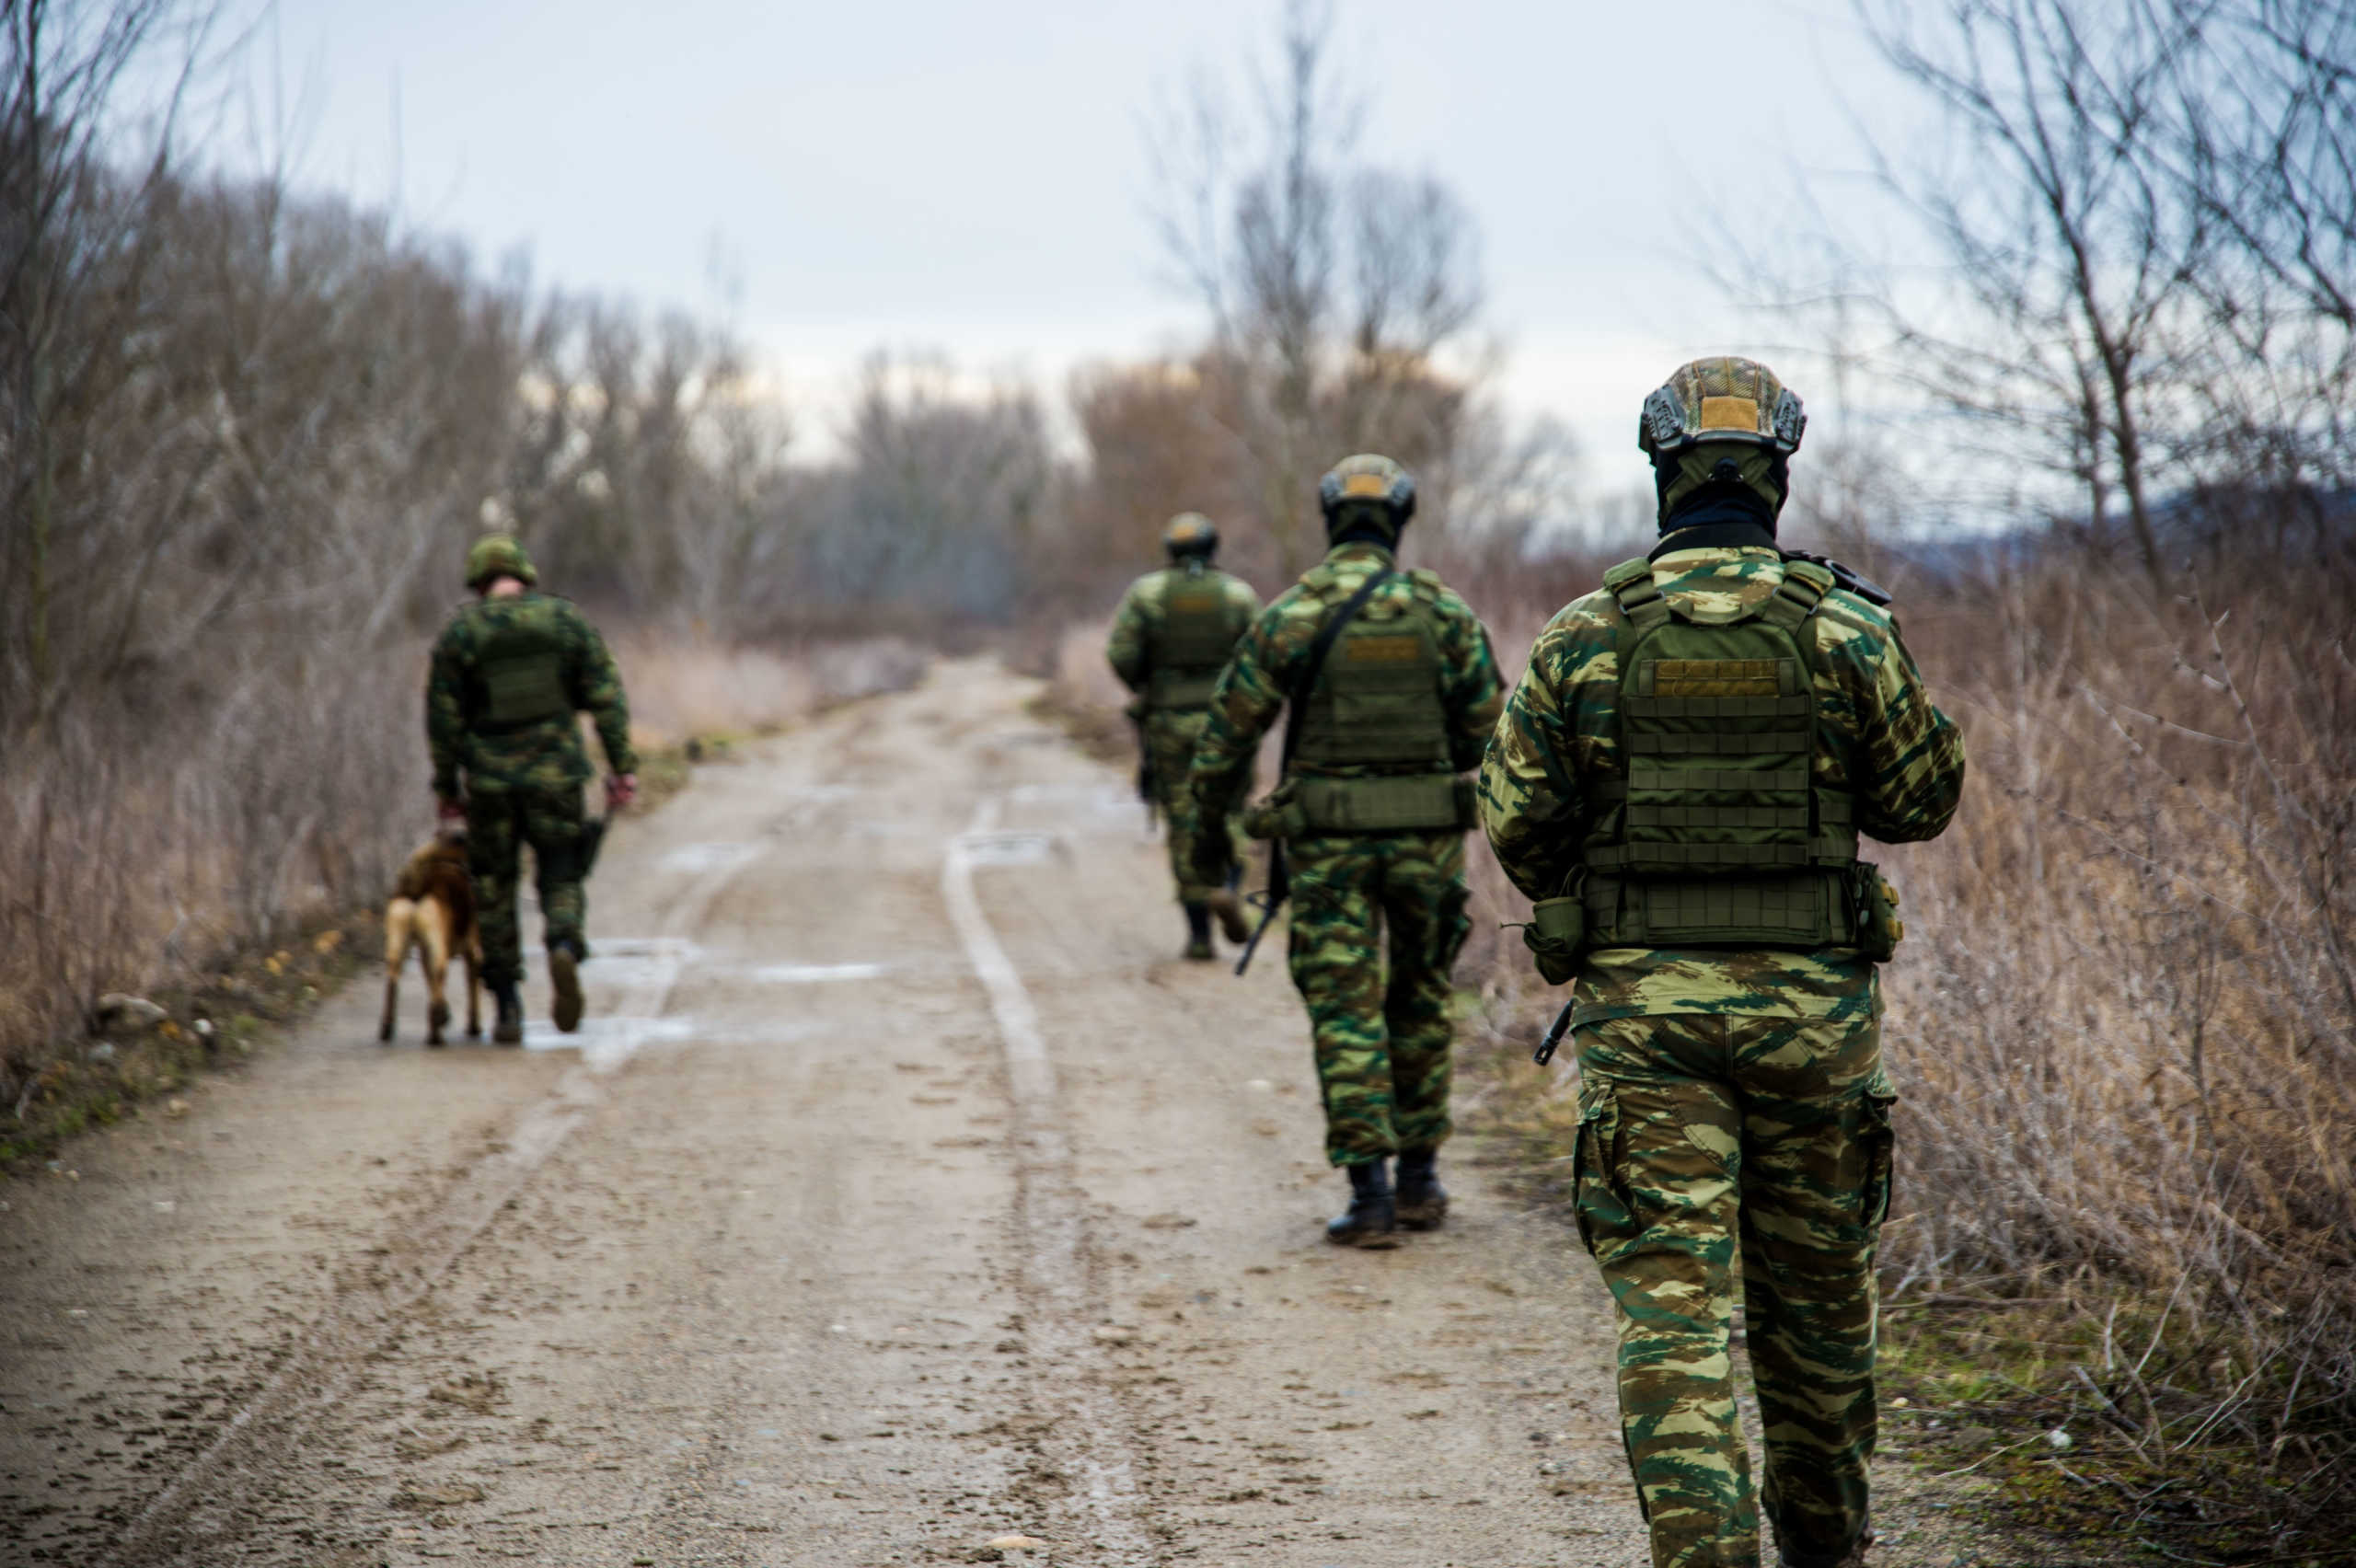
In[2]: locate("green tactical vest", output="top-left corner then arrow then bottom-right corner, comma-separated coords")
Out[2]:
472,613 -> 572,733
1285,570 -> 1466,833
1147,567 -> 1244,710
1576,556 -> 1864,949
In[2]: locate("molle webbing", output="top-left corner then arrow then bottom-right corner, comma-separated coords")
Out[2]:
1291,585 -> 1451,769
475,623 -> 571,732
1580,556 -> 1862,948
1149,570 -> 1240,709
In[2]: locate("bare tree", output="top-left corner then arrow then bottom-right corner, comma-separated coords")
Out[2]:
1149,0 -> 1486,571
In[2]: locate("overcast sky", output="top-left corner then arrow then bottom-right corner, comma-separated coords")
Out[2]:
231,0 -> 1918,467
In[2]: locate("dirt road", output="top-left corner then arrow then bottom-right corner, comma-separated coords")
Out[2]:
1,660 -> 1968,1567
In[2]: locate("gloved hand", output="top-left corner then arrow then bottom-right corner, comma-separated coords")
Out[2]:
605,773 -> 639,812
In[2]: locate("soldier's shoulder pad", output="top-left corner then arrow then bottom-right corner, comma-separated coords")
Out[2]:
1407,566 -> 1446,594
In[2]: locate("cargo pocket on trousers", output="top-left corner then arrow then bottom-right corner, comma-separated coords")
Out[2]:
1859,1074 -> 1899,1231
1572,1076 -> 1630,1260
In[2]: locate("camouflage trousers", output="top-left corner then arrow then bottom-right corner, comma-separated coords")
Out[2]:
1285,831 -> 1471,1166
1572,1011 -> 1895,1568
467,787 -> 591,987
1146,709 -> 1243,903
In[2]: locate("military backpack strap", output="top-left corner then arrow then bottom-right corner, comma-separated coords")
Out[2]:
1761,557 -> 1833,631
1601,557 -> 1670,631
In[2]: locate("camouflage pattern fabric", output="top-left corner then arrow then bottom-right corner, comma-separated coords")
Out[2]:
1478,545 -> 1964,1026
1103,562 -> 1261,698
1574,1011 -> 1893,1568
1481,542 -> 1960,1567
1107,563 -> 1260,902
1187,540 -> 1504,1166
1143,707 -> 1230,900
467,787 -> 590,987
427,592 -> 635,802
1288,829 -> 1470,1164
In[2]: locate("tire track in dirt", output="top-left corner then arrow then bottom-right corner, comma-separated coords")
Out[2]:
95,805 -> 818,1568
943,797 -> 1158,1567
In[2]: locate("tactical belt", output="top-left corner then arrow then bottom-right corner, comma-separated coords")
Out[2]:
1293,773 -> 1471,833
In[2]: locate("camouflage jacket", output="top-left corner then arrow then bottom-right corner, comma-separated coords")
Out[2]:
1188,541 -> 1505,816
1105,563 -> 1262,699
1479,544 -> 1966,1023
427,593 -> 635,800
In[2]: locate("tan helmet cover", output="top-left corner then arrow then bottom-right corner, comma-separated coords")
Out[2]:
1637,356 -> 1807,457
1161,512 -> 1220,558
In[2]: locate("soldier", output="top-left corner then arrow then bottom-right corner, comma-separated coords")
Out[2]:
1105,513 -> 1261,961
1187,455 -> 1505,1247
1478,358 -> 1966,1568
428,535 -> 637,1045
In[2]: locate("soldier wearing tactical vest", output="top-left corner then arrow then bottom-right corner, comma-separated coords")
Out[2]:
1187,455 -> 1505,1247
1106,513 -> 1262,960
1478,359 -> 1966,1568
428,536 -> 637,1045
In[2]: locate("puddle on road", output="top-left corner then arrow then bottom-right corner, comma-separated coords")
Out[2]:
958,832 -> 1058,867
753,963 -> 888,984
662,842 -> 764,874
522,1015 -> 696,1069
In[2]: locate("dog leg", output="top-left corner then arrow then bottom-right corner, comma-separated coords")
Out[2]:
421,904 -> 453,1047
381,899 -> 416,1043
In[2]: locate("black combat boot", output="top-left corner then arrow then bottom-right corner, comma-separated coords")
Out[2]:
1394,1147 -> 1449,1231
1182,903 -> 1215,962
491,979 -> 524,1046
1781,1521 -> 1875,1568
1325,1159 -> 1400,1249
548,938 -> 583,1033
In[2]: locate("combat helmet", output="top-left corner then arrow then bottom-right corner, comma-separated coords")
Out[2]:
1162,513 -> 1219,560
465,534 -> 538,592
1637,357 -> 1807,523
1318,454 -> 1416,544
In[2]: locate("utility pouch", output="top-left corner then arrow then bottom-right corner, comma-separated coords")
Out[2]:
1850,861 -> 1905,963
1523,891 -> 1587,986
1242,780 -> 1306,841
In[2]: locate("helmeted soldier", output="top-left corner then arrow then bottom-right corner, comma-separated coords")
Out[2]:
1186,455 -> 1505,1247
1477,358 -> 1967,1568
427,535 -> 637,1044
1105,513 -> 1261,960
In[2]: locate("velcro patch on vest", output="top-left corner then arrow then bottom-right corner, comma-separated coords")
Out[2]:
1345,635 -> 1426,663
1650,659 -> 1782,697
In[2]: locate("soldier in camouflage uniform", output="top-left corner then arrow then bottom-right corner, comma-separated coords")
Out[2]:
1477,359 -> 1966,1568
1188,455 -> 1504,1247
428,536 -> 637,1044
1106,513 -> 1262,960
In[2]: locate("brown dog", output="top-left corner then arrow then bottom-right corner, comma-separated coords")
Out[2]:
379,831 -> 481,1046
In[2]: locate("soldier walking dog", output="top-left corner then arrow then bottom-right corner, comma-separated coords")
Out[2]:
427,535 -> 637,1044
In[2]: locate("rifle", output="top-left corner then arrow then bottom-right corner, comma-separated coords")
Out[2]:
1127,705 -> 1157,827
1233,566 -> 1396,977
1532,997 -> 1576,1066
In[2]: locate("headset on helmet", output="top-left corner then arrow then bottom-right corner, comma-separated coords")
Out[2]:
1636,356 -> 1807,459
1318,454 -> 1416,530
